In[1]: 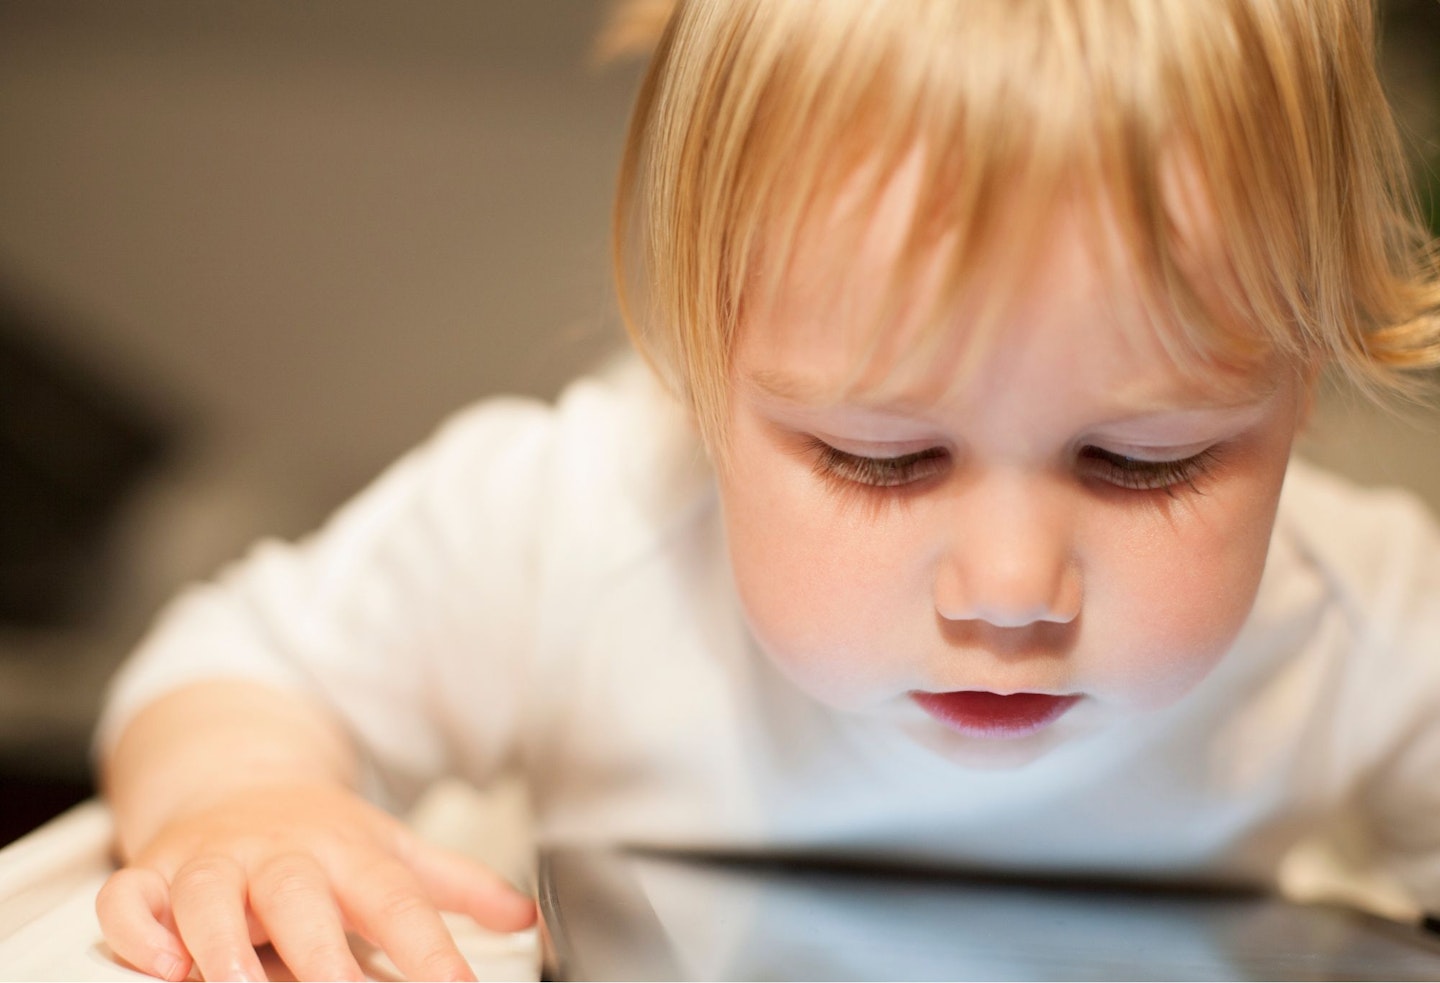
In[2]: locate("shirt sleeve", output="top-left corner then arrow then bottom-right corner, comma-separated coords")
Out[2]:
94,394 -> 561,811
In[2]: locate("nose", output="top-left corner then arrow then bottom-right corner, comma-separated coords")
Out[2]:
932,471 -> 1081,628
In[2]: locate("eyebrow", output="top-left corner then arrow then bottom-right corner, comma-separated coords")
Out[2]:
743,368 -> 941,416
745,369 -> 839,404
741,366 -> 1282,417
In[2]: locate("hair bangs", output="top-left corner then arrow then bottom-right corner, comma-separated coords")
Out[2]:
723,0 -> 1299,411
613,0 -> 1440,452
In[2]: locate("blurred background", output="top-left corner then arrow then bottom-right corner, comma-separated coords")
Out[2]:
0,0 -> 1437,846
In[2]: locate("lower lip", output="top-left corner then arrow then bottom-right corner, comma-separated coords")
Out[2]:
911,690 -> 1082,739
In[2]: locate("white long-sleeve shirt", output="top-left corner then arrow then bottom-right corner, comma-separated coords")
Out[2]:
97,355 -> 1440,913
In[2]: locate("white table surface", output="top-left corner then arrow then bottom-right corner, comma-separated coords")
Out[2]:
0,784 -> 540,982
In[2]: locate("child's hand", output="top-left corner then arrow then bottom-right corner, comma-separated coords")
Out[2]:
94,780 -> 537,982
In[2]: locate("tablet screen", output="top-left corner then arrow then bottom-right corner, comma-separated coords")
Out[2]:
538,847 -> 1440,981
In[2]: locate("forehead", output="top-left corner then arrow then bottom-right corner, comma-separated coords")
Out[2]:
736,147 -> 1269,414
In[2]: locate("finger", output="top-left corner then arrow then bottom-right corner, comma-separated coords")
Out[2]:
169,855 -> 267,982
400,836 -> 537,932
95,867 -> 194,982
337,857 -> 477,982
249,852 -> 364,982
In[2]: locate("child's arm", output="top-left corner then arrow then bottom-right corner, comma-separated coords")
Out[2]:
89,390 -> 595,978
94,679 -> 535,982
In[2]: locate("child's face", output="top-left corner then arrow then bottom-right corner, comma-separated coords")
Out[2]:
715,168 -> 1307,768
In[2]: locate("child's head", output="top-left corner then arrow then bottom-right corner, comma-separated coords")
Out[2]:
614,0 -> 1440,441
609,0 -> 1440,764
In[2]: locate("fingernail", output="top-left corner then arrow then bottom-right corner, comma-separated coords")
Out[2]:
153,953 -> 186,981
226,962 -> 263,982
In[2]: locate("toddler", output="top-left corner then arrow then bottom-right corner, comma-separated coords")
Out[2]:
95,0 -> 1440,979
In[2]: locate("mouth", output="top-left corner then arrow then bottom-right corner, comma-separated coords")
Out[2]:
910,690 -> 1081,740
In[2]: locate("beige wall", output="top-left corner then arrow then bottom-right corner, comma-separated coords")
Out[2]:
0,1 -> 639,532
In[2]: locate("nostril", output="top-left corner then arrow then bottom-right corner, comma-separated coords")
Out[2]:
933,569 -> 1082,630
934,612 -> 1080,660
934,563 -> 1081,628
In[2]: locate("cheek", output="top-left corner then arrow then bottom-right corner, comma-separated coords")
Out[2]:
1098,461 -> 1287,709
718,463 -> 920,708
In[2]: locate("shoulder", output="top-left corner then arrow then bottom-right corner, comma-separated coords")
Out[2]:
1276,457 -> 1440,553
420,352 -> 712,561
527,353 -> 715,557
1274,470 -> 1440,908
1274,458 -> 1440,640
1269,458 -> 1440,762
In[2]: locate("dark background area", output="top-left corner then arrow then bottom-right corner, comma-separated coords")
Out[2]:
0,0 -> 1437,848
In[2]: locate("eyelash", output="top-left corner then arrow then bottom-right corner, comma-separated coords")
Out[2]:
809,441 -> 950,489
1075,446 -> 1219,493
808,441 -> 1219,494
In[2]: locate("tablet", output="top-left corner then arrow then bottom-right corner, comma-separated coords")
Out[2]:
537,846 -> 1440,981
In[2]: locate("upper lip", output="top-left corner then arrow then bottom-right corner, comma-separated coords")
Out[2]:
916,686 -> 1075,698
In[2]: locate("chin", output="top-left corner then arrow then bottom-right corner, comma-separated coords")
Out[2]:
897,712 -> 1103,770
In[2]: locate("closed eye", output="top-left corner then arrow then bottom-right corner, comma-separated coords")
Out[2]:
808,437 -> 1217,495
808,439 -> 950,489
1077,446 -> 1219,492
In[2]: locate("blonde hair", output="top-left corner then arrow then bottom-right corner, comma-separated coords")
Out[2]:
609,0 -> 1440,451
